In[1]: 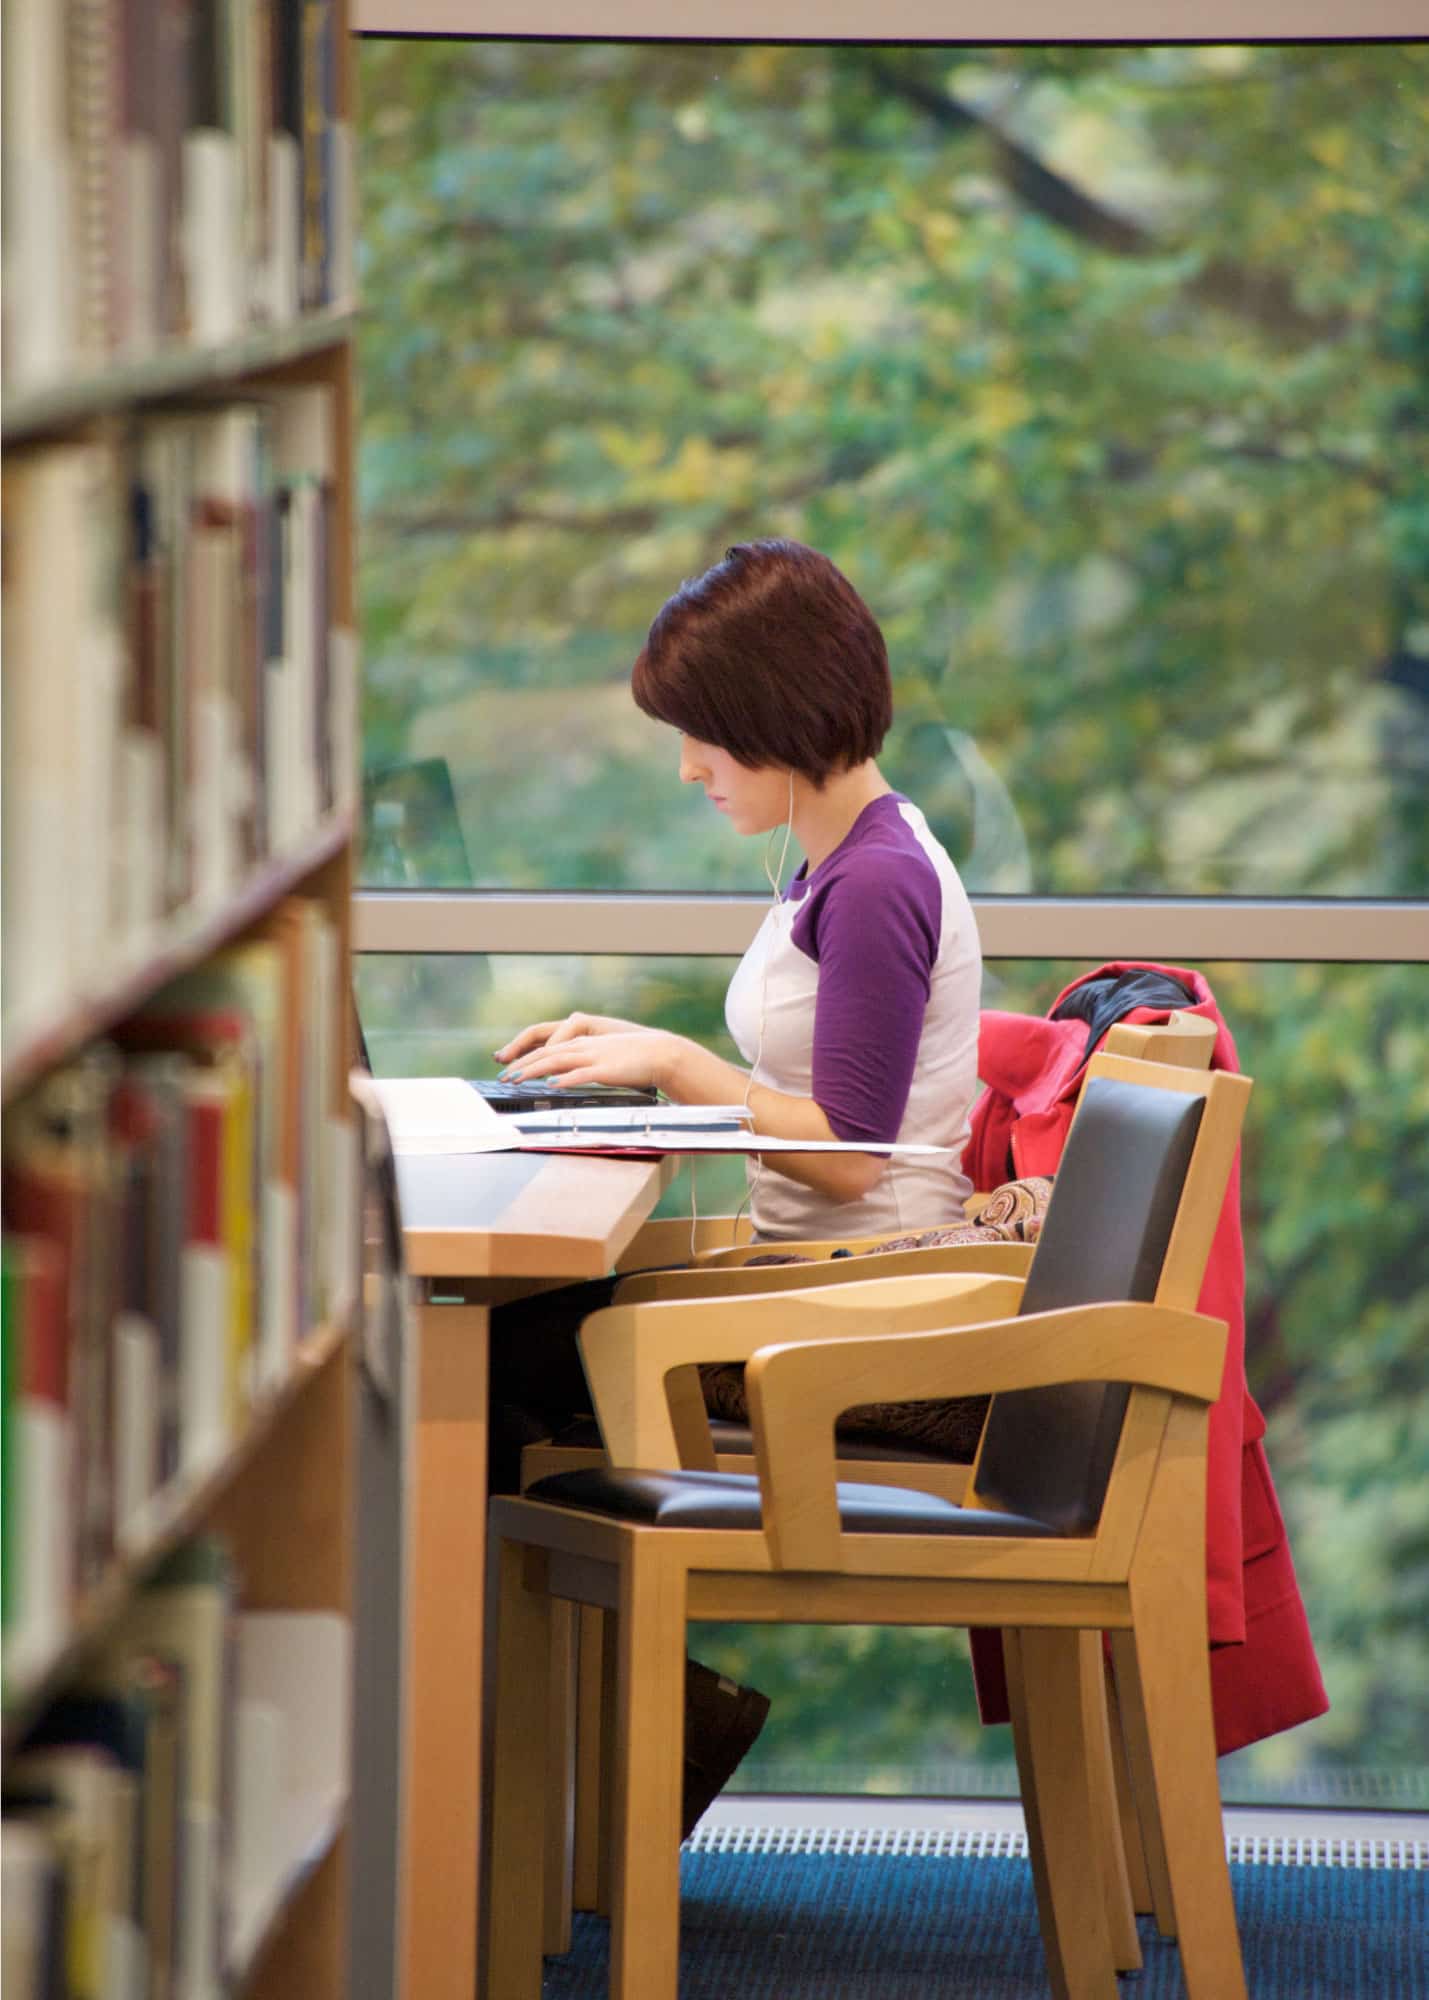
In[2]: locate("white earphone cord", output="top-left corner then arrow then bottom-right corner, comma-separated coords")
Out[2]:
721,769 -> 796,1253
717,766 -> 904,1251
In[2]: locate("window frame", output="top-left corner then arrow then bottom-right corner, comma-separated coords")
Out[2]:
352,2 -> 1426,43
354,893 -> 1429,962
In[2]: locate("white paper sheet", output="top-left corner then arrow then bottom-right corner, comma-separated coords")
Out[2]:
369,1077 -> 512,1154
513,1130 -> 954,1156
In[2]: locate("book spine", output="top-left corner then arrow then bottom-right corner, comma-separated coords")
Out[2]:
155,0 -> 196,342
1,0 -> 77,391
298,0 -> 332,312
117,0 -> 164,359
6,1238 -> 73,1678
1,452 -> 99,1043
0,1818 -> 68,2000
66,0 -> 118,369
0,1241 -> 16,1638
220,1054 -> 257,1426
178,1079 -> 232,1478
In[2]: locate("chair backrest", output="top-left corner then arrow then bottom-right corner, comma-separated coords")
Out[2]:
970,1064 -> 1219,1533
1101,1008 -> 1215,1069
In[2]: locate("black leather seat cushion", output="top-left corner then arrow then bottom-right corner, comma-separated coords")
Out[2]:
525,1465 -> 1055,1538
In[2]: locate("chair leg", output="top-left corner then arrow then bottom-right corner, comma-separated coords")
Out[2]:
595,1606 -> 621,1917
481,1533 -> 553,2000
1005,1628 -> 1121,2000
572,1604 -> 608,1914
608,1542 -> 687,2000
1119,1574 -> 1247,1997
542,1598 -> 578,1955
1106,1649 -> 1176,1936
1082,1640 -> 1142,1973
1009,1629 -> 1140,1977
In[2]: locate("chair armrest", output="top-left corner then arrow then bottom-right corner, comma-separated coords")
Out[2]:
693,1231 -> 899,1269
744,1303 -> 1228,1570
578,1271 -> 1027,1468
691,1203 -> 996,1267
616,1240 -> 1035,1305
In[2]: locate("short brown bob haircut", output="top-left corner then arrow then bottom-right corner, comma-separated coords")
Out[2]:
631,539 -> 893,785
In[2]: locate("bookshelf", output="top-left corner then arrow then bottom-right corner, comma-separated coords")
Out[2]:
2,5 -> 368,1998
1,311 -> 358,445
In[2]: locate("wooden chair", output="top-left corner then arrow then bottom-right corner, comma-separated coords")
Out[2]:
485,1056 -> 1252,2000
519,1020 -> 1222,1938
525,1011 -> 1218,1505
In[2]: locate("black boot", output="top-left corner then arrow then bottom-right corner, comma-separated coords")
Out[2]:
681,1658 -> 771,1841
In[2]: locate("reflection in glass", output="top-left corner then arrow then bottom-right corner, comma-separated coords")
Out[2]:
363,756 -> 476,888
357,950 -> 1429,1806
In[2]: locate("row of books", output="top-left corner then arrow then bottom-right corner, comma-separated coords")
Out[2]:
2,0 -> 353,396
2,1540 -> 351,2000
1,897 -> 357,1686
1,384 -> 357,1053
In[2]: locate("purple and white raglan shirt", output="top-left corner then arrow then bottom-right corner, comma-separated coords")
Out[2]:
725,792 -> 982,1241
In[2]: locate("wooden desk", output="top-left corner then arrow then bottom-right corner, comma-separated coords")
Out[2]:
395,1146 -> 677,2000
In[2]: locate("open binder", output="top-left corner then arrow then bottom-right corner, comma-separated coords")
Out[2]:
370,1077 -> 954,1160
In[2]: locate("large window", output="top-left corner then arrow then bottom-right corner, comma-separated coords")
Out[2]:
357,39 -> 1429,900
354,28 -> 1429,1812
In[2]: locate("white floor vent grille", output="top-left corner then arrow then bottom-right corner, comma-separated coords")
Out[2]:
686,1825 -> 1428,1869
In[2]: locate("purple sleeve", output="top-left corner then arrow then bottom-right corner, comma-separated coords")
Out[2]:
795,848 -> 941,1143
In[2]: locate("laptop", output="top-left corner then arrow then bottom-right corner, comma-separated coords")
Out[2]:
357,759 -> 661,1114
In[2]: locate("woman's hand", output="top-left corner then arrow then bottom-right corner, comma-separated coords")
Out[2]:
499,1027 -> 681,1093
498,1022 -> 889,1198
494,1012 -> 646,1066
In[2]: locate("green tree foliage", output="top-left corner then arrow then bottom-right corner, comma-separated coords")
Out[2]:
357,40 -> 1429,898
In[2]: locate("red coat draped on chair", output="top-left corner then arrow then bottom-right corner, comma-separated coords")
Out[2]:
966,961 -> 1328,1756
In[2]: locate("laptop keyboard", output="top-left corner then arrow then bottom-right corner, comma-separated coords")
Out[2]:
472,1078 -> 661,1113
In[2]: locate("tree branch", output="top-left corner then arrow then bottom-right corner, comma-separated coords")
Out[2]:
366,451 -> 878,544
865,56 -> 1346,344
366,500 -> 666,539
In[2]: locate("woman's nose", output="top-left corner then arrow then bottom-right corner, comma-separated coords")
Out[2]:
679,738 -> 707,784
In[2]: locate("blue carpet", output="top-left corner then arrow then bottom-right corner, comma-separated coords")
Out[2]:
541,1851 -> 1428,1997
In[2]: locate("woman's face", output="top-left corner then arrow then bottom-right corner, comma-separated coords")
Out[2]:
678,734 -> 792,836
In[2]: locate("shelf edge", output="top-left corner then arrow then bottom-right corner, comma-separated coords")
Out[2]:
1,309 -> 358,442
3,811 -> 355,1105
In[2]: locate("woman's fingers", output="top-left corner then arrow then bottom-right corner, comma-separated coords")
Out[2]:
503,1031 -> 665,1092
543,1014 -> 593,1046
493,1020 -> 562,1062
495,1013 -> 600,1063
495,1013 -> 648,1064
505,1036 -> 597,1079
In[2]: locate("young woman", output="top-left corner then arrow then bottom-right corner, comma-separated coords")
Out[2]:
495,536 -> 984,1242
489,538 -> 985,1835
